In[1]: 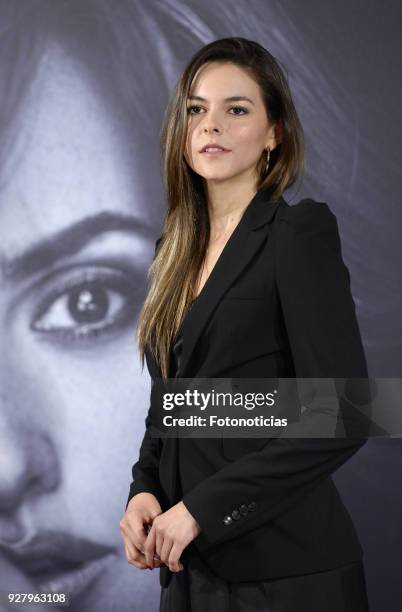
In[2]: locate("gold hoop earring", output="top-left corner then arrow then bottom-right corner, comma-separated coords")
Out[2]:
264,147 -> 271,174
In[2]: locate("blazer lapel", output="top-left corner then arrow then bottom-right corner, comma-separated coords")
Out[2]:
177,188 -> 283,378
142,187 -> 283,516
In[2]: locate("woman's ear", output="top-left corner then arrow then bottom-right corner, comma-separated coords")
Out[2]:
266,119 -> 283,151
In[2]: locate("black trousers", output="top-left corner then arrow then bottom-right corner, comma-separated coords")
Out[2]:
159,544 -> 370,612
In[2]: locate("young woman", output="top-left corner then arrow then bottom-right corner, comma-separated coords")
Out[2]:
120,37 -> 370,611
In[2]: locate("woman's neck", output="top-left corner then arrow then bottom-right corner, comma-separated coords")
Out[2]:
205,178 -> 258,236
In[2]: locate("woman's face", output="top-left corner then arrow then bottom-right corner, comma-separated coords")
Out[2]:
0,44 -> 161,609
184,61 -> 280,189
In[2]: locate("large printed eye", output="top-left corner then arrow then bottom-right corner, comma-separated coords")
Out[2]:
31,265 -> 145,345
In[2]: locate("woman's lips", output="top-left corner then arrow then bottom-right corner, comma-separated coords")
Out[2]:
200,149 -> 231,156
200,149 -> 231,157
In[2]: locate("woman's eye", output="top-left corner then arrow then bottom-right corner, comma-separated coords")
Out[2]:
229,106 -> 248,115
187,105 -> 248,116
31,266 -> 145,345
187,105 -> 203,115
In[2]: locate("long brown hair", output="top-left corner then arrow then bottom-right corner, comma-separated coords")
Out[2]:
137,37 -> 304,381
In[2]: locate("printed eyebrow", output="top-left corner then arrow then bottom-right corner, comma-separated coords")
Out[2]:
187,95 -> 254,105
2,211 -> 154,282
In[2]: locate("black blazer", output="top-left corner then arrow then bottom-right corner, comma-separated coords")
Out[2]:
125,186 -> 370,588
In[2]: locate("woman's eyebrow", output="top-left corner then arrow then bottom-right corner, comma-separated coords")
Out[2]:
1,211 -> 154,283
187,95 -> 254,105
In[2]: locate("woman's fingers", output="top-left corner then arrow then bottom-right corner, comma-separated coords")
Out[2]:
121,512 -> 155,569
124,542 -> 149,570
143,523 -> 158,568
154,531 -> 164,569
159,537 -> 178,572
167,542 -> 185,573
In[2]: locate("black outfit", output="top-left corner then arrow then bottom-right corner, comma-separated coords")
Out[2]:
159,318 -> 369,611
126,188 -> 373,610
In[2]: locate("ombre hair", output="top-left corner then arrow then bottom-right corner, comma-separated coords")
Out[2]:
137,37 -> 305,381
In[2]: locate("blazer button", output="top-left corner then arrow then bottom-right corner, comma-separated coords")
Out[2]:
239,504 -> 248,516
248,501 -> 256,511
231,509 -> 241,520
223,515 -> 233,526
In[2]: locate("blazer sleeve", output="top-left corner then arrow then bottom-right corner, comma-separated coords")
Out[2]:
125,236 -> 164,511
181,200 -> 370,553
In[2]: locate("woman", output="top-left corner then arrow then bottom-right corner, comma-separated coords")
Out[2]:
120,38 -> 370,611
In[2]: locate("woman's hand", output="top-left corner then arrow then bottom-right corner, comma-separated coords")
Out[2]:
143,501 -> 202,572
120,492 -> 166,570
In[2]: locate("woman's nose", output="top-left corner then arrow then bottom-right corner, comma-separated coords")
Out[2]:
201,110 -> 224,134
204,126 -> 221,133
